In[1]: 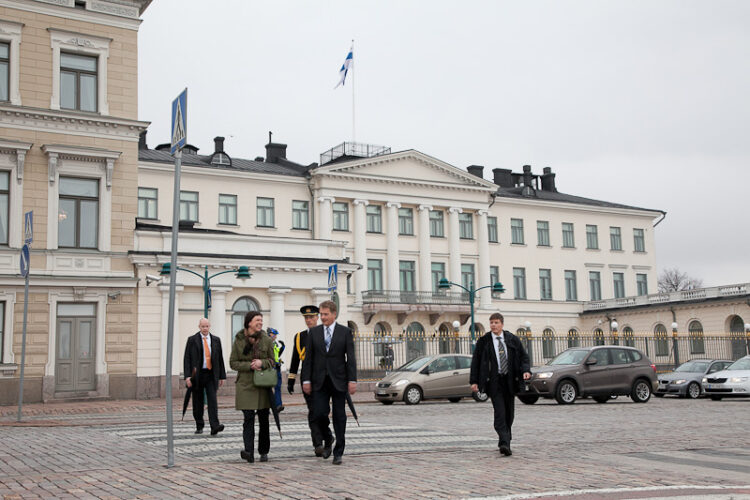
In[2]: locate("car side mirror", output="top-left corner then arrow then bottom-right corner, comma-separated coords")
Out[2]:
585,359 -> 598,366
421,367 -> 431,375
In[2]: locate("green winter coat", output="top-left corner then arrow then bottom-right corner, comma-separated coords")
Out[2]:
230,329 -> 275,410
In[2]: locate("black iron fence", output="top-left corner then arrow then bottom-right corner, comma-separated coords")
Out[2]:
353,333 -> 750,380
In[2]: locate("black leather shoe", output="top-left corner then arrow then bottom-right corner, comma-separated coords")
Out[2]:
210,424 -> 225,436
277,405 -> 285,412
259,454 -> 268,462
195,428 -> 203,434
322,443 -> 333,459
314,445 -> 324,457
240,450 -> 254,463
499,445 -> 512,456
332,456 -> 343,465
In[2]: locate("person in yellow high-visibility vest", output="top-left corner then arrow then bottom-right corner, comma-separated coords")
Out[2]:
267,328 -> 285,411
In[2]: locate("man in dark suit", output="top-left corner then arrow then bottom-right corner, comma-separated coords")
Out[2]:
302,300 -> 357,465
183,317 -> 227,435
470,312 -> 531,456
287,305 -> 324,455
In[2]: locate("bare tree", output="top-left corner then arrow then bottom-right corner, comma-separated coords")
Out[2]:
658,268 -> 704,293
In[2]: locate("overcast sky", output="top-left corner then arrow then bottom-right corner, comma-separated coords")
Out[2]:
137,1 -> 750,287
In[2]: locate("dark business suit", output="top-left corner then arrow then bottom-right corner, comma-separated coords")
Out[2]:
470,330 -> 530,448
184,332 -> 227,432
301,322 -> 356,458
288,329 -> 323,449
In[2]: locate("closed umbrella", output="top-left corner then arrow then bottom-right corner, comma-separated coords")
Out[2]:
345,393 -> 360,427
268,388 -> 283,438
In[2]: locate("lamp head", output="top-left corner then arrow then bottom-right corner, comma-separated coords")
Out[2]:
745,323 -> 750,332
438,278 -> 451,290
491,282 -> 505,294
160,262 -> 171,276
236,266 -> 251,280
611,321 -> 618,330
524,320 -> 531,329
671,322 -> 678,331
452,320 -> 460,329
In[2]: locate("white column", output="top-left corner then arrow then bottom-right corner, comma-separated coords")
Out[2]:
318,196 -> 335,239
448,207 -> 462,286
353,199 -> 369,303
386,202 -> 401,291
312,287 -> 331,307
159,283 -> 183,376
209,285 -> 231,369
477,209 -> 492,308
418,205 -> 432,292
268,287 -> 292,364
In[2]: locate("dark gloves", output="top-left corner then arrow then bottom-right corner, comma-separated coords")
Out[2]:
287,378 -> 295,394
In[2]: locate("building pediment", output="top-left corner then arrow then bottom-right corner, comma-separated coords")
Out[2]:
313,150 -> 497,192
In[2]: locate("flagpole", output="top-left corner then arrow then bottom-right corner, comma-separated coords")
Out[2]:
351,39 -> 356,143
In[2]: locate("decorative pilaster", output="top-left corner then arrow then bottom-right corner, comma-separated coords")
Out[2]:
418,205 -> 433,292
317,196 -> 335,240
268,287 -> 292,361
386,202 -> 401,291
353,199 -> 369,302
208,285 -> 231,368
477,209 -> 492,308
448,207 -> 462,285
159,283 -> 184,376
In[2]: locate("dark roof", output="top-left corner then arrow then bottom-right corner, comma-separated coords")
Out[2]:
138,148 -> 310,177
495,186 -> 663,213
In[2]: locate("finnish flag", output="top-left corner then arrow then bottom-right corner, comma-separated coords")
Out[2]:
334,45 -> 353,89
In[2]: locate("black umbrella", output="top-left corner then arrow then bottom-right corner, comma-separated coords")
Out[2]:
345,393 -> 360,427
268,388 -> 283,439
181,368 -> 197,421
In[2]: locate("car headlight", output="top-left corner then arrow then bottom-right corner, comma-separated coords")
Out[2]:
536,372 -> 553,379
392,379 -> 410,387
673,379 -> 687,385
730,377 -> 748,383
702,377 -> 708,383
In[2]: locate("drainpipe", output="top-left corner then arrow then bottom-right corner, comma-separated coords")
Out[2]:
653,210 -> 667,227
307,172 -> 316,239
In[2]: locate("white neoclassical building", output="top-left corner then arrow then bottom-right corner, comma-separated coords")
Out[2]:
133,135 -> 664,395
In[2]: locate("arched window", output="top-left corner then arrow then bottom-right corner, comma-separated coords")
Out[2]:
654,324 -> 669,356
593,328 -> 605,346
374,321 -> 391,335
438,322 -> 458,354
688,320 -> 705,354
373,321 -> 393,368
472,323 -> 485,336
729,315 -> 746,359
231,296 -> 259,336
406,321 -> 426,360
347,321 -> 359,334
542,328 -> 555,358
567,329 -> 580,348
622,326 -> 635,347
516,328 -> 526,336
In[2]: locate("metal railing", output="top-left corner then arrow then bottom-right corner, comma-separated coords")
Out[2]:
320,141 -> 391,165
353,333 -> 750,380
583,282 -> 750,311
361,290 -> 469,305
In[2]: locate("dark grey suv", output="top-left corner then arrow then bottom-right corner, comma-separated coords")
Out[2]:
520,346 -> 658,405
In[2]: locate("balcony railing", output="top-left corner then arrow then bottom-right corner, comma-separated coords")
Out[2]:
361,290 -> 469,305
583,282 -> 750,311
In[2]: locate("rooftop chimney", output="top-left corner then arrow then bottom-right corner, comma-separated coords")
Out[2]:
467,165 -> 484,179
521,165 -> 535,197
265,131 -> 287,164
214,136 -> 225,153
492,168 -> 513,188
541,167 -> 557,192
138,130 -> 148,150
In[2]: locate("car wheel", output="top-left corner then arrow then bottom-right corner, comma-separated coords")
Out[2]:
593,395 -> 610,403
555,380 -> 578,404
404,385 -> 423,405
448,397 -> 461,403
472,391 -> 489,403
630,379 -> 652,403
710,395 -> 723,401
380,400 -> 394,405
687,382 -> 701,399
518,395 -> 539,405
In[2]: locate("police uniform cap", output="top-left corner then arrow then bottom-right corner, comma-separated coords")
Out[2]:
300,305 -> 319,316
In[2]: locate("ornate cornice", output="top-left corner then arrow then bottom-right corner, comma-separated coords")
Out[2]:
0,139 -> 32,180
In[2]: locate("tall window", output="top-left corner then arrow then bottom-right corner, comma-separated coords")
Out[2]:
332,202 -> 348,231
654,324 -> 669,356
562,222 -> 575,248
60,52 -> 97,112
399,261 -> 415,292
513,267 -> 526,300
0,301 -> 4,361
689,320 -> 705,354
511,218 -> 524,244
179,191 -> 198,222
564,270 -> 577,301
589,271 -> 601,301
622,327 -> 635,347
636,273 -> 648,296
539,269 -> 552,300
137,187 -> 157,220
459,213 -> 473,239
613,272 -> 625,298
461,263 -> 475,290
633,228 -> 645,252
398,208 -> 414,235
366,205 -> 382,233
568,329 -> 580,348
292,200 -> 309,230
610,226 -> 622,251
431,262 -> 445,292
537,220 -> 550,246
58,177 -> 98,248
490,266 -> 501,298
429,210 -> 444,237
0,42 -> 8,102
586,224 -> 598,249
487,216 -> 498,243
256,197 -> 274,227
0,171 -> 8,245
367,259 -> 383,291
542,328 -> 555,358
219,194 -> 237,225
231,297 -> 259,336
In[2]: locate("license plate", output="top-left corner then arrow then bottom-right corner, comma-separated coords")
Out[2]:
376,390 -> 387,396
706,384 -> 714,389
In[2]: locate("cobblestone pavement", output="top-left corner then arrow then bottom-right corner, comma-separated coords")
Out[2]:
1,393 -> 749,499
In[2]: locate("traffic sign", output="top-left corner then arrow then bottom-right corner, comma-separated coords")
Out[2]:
24,211 -> 32,244
19,244 -> 30,278
170,88 -> 187,154
328,264 -> 338,292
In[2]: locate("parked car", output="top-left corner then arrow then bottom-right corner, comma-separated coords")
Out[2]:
519,345 -> 657,405
702,355 -> 750,400
374,353 -> 489,405
656,359 -> 734,398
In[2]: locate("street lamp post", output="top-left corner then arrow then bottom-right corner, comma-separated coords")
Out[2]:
160,263 -> 251,317
671,321 -> 680,368
524,320 -> 532,362
744,323 -> 750,356
611,320 -> 619,345
439,278 -> 505,344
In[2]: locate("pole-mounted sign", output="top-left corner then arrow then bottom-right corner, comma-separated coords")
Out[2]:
328,264 -> 338,292
171,88 -> 187,154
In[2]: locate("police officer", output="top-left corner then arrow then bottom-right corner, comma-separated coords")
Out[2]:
267,327 -> 285,412
288,305 -> 323,455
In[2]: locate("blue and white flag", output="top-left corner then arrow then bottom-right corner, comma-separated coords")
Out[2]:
334,45 -> 353,89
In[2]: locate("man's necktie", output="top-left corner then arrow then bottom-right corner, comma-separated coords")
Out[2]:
497,336 -> 508,375
325,326 -> 332,352
203,335 -> 212,370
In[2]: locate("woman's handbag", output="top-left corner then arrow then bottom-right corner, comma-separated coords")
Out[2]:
253,368 -> 277,388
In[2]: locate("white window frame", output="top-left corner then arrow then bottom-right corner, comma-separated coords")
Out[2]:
0,139 -> 31,248
49,29 -> 110,114
0,20 -> 22,105
0,291 -> 16,364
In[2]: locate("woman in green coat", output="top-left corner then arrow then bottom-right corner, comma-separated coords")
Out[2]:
230,310 -> 275,463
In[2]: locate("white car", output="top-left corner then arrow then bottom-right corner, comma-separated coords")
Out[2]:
702,355 -> 750,400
